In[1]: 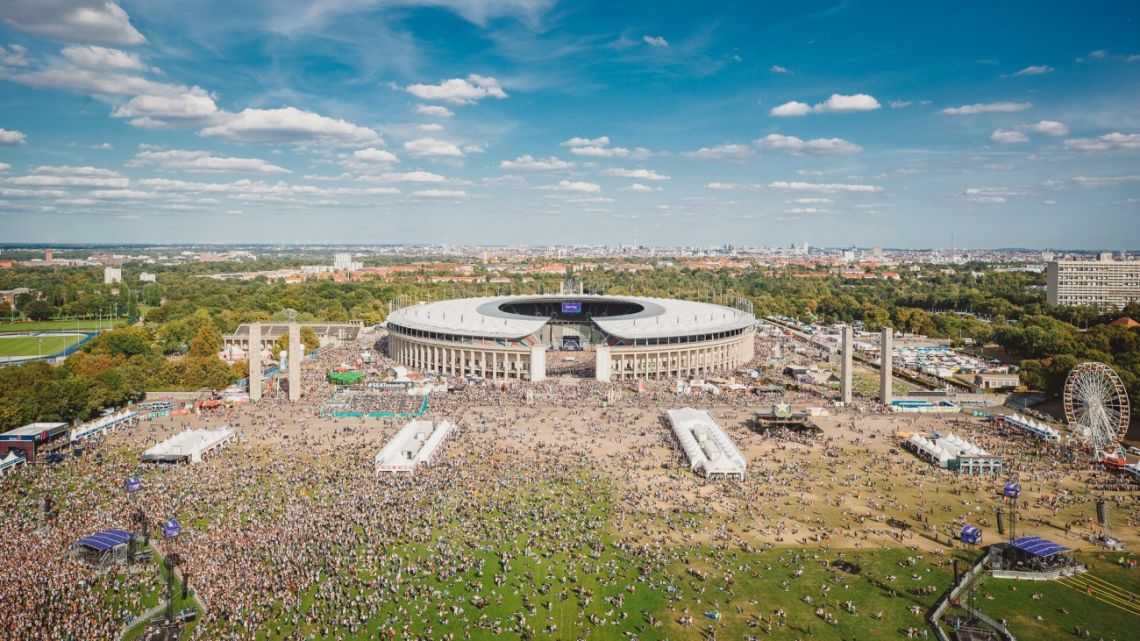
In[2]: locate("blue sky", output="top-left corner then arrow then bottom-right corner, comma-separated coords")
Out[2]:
0,0 -> 1138,248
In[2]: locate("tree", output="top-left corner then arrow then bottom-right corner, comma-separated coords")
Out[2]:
273,327 -> 320,357
188,325 -> 223,358
24,299 -> 54,321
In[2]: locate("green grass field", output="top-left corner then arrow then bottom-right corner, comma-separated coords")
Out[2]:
0,334 -> 84,357
962,553 -> 1139,641
0,319 -> 125,333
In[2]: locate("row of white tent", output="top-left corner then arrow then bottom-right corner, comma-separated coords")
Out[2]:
375,420 -> 454,475
1000,414 -> 1061,442
905,432 -> 992,468
666,408 -> 747,480
70,409 -> 138,442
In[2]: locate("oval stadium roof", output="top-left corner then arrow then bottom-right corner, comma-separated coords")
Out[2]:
386,295 -> 755,341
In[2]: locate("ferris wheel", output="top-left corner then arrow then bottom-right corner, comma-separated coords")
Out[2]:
1063,362 -> 1130,459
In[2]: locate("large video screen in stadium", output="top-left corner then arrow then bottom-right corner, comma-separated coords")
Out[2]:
561,301 -> 582,314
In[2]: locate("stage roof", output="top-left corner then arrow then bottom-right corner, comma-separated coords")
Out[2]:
1009,536 -> 1069,557
75,529 -> 132,551
0,422 -> 68,441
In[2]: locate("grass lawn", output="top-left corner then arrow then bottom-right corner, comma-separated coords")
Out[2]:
965,552 -> 1139,641
0,334 -> 84,357
0,319 -> 126,332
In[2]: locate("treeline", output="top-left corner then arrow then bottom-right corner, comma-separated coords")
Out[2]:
0,322 -> 243,430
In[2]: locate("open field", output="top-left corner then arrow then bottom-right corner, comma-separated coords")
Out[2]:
0,319 -> 125,333
0,333 -> 85,357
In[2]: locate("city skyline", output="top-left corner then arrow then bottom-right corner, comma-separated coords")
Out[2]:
0,1 -> 1138,247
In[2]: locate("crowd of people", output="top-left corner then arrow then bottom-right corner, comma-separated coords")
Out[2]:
0,328 -> 1136,641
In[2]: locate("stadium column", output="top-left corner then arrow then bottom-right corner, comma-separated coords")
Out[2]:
841,325 -> 853,405
880,327 -> 894,404
595,345 -> 612,382
288,323 -> 301,402
529,345 -> 546,381
248,323 -> 262,401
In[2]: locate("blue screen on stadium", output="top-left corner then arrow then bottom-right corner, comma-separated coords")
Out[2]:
561,301 -> 582,314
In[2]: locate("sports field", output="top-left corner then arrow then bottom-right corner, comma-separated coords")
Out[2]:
0,333 -> 85,358
0,319 -> 125,333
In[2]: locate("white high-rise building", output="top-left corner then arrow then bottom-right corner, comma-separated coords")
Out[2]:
1046,254 -> 1140,310
333,253 -> 362,272
103,266 -> 122,284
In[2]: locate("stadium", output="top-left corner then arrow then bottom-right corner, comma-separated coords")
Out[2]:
385,295 -> 756,381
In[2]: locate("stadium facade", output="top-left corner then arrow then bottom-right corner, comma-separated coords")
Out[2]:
385,295 -> 755,381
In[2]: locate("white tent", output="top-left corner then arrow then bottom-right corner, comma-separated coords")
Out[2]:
667,408 -> 746,480
375,420 -> 454,475
0,451 -> 27,475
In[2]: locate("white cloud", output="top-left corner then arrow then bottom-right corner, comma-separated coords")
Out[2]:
787,197 -> 832,204
88,188 -> 153,200
769,101 -> 811,117
403,137 -> 463,157
643,35 -> 668,47
771,93 -> 881,117
0,44 -> 29,66
990,129 -> 1029,144
600,167 -> 669,181
0,163 -> 10,171
351,147 -> 400,164
965,187 -> 1029,199
404,74 -> 507,104
364,171 -> 446,183
889,100 -> 912,108
770,65 -> 791,74
754,134 -> 862,155
419,123 -> 443,132
623,183 -> 661,192
1013,65 -> 1053,76
413,189 -> 468,199
815,93 -> 881,113
681,143 -> 755,162
941,102 -> 1032,115
1029,120 -> 1068,136
785,207 -> 830,214
111,88 -> 221,127
137,177 -> 402,198
0,0 -> 146,46
499,155 -> 574,171
130,149 -> 290,174
705,182 -> 761,190
0,128 -> 28,145
769,180 -> 883,193
200,107 -> 382,145
90,142 -> 112,150
563,136 -> 610,147
1070,175 -> 1140,188
6,165 -> 128,187
539,180 -> 600,193
1062,132 -> 1140,152
61,45 -> 144,71
414,104 -> 455,118
570,145 -> 629,158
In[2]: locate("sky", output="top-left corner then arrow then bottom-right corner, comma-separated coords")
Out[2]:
0,1 -> 1138,249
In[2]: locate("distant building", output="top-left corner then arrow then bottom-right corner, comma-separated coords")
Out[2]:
333,253 -> 363,272
974,372 -> 1020,390
103,267 -> 122,285
0,288 -> 36,305
1046,255 -> 1140,310
138,272 -> 156,283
